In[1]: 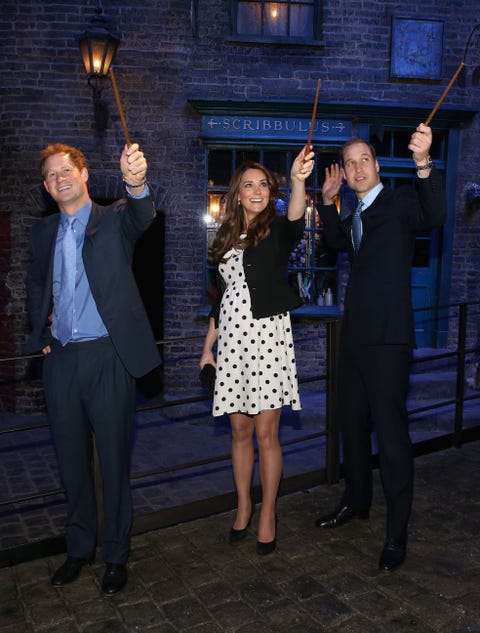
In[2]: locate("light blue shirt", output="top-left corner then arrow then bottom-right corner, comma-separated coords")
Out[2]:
352,182 -> 384,244
360,182 -> 384,210
52,201 -> 108,342
52,187 -> 150,342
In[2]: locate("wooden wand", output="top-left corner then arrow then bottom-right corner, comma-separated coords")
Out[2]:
109,66 -> 132,147
306,79 -> 321,151
424,61 -> 465,126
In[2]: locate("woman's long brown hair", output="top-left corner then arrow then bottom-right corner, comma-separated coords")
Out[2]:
210,161 -> 279,264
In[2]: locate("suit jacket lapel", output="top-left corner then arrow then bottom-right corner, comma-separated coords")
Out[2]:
85,202 -> 102,239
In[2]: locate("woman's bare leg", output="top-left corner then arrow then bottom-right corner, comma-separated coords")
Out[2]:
230,413 -> 255,529
255,409 -> 282,543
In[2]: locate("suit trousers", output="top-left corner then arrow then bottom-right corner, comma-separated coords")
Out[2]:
338,341 -> 413,542
43,337 -> 136,564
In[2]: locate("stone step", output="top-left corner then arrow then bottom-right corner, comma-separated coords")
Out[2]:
407,397 -> 479,432
408,370 -> 458,399
411,348 -> 460,372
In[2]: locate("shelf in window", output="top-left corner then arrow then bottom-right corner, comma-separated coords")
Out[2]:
225,35 -> 325,48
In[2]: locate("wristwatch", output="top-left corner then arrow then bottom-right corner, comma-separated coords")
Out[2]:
415,157 -> 434,172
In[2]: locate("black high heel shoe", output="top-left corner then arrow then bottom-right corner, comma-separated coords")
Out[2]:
229,501 -> 256,544
256,515 -> 277,556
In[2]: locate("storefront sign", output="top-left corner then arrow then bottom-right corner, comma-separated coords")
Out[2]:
201,115 -> 352,141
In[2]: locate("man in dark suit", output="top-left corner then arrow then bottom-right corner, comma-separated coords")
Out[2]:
315,123 -> 446,571
24,142 -> 160,593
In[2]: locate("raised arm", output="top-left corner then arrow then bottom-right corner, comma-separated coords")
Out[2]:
288,146 -> 315,220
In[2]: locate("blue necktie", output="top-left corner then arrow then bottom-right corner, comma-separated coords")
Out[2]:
352,200 -> 364,252
56,218 -> 76,346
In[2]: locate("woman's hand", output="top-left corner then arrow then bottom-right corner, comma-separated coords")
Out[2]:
291,145 -> 315,182
199,350 -> 216,369
288,145 -> 315,220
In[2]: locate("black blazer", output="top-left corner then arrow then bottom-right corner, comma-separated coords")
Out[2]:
320,169 -> 446,347
210,215 -> 305,327
24,195 -> 161,378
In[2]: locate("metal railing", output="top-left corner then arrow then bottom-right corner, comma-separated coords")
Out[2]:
1,303 -> 479,566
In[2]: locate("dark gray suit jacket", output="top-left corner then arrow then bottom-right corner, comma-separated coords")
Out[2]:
24,195 -> 160,378
319,169 -> 447,347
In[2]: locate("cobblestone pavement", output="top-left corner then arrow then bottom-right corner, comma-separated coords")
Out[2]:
0,441 -> 479,632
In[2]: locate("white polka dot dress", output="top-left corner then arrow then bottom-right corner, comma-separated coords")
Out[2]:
213,246 -> 301,417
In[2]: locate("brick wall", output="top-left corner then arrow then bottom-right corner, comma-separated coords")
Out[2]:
0,212 -> 16,411
1,1 -> 479,411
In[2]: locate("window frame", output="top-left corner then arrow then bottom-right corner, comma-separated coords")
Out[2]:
230,0 -> 324,46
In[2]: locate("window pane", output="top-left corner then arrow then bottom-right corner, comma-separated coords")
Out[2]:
393,130 -> 414,158
237,0 -> 318,39
370,130 -> 392,158
208,150 -> 232,187
264,3 -> 287,36
412,238 -> 431,267
290,5 -> 314,37
237,149 -> 260,163
237,2 -> 262,35
263,151 -> 287,176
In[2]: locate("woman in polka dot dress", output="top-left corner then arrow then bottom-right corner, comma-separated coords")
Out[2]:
200,145 -> 315,555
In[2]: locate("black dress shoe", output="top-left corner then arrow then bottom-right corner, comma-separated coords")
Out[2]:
51,556 -> 93,586
256,538 -> 276,556
379,540 -> 406,571
229,502 -> 256,543
102,563 -> 128,595
315,505 -> 369,528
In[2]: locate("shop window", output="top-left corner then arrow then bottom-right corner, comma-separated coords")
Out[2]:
204,147 -> 339,314
203,126 -> 447,316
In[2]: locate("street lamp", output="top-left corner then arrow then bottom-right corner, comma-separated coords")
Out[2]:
78,5 -> 120,131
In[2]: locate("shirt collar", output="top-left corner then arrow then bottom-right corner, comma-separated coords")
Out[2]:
359,182 -> 384,210
60,199 -> 92,229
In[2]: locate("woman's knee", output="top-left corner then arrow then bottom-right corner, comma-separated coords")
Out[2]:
232,427 -> 253,445
256,426 -> 280,451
